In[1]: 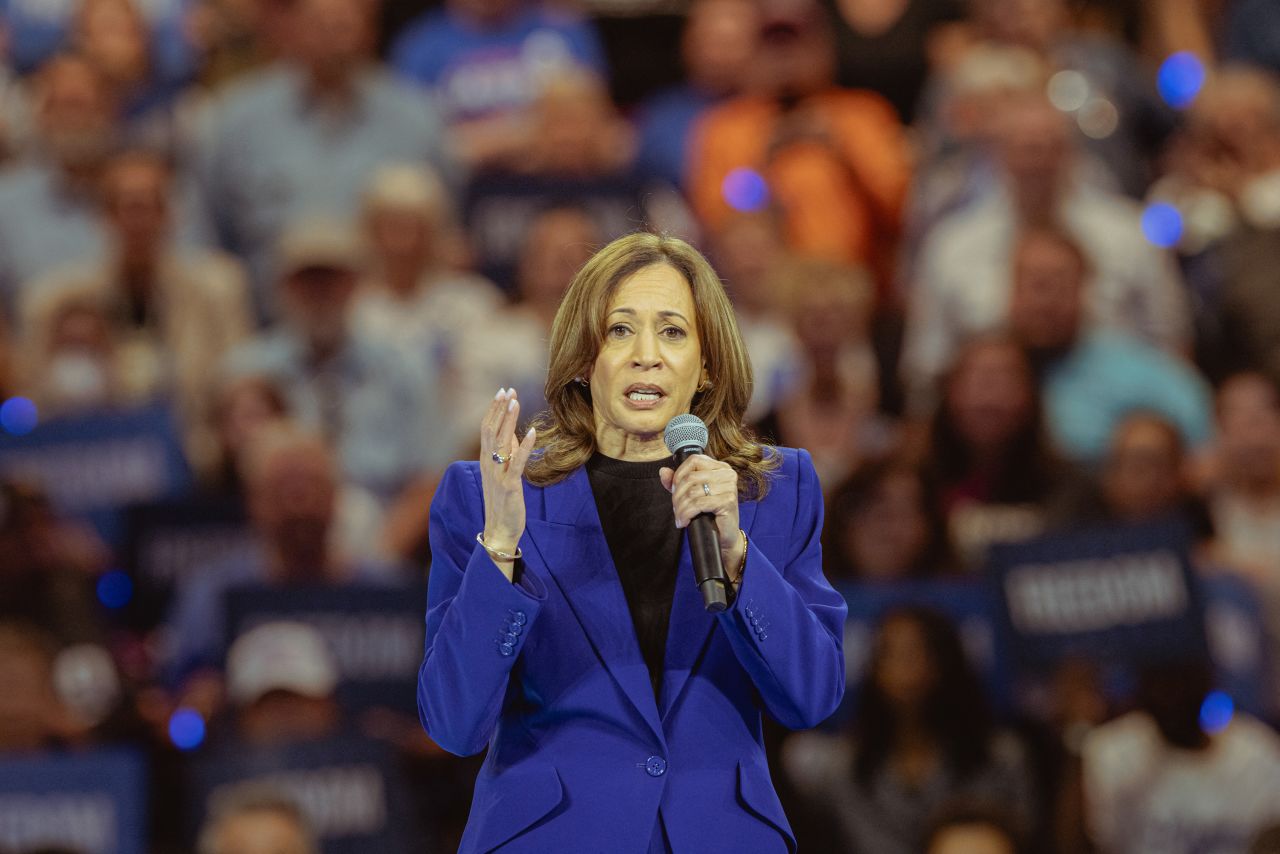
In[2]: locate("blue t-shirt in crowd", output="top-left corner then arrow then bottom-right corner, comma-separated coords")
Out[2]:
389,5 -> 607,122
634,84 -> 718,189
1042,330 -> 1214,463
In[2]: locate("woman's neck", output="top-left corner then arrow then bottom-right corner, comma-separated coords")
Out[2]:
594,425 -> 670,462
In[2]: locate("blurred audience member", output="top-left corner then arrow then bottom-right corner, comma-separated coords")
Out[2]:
634,0 -> 759,188
1083,659 -> 1280,854
710,211 -> 800,423
927,335 -> 1078,567
783,607 -> 1036,854
205,374 -> 289,495
924,802 -> 1024,854
822,456 -> 954,583
225,621 -> 341,747
352,162 -> 502,456
22,150 -> 252,476
755,257 -> 889,486
390,0 -> 606,171
0,622 -> 83,753
1097,412 -> 1210,532
1003,226 -> 1211,464
903,98 -> 1189,407
0,56 -> 116,310
19,288 -> 131,416
195,0 -> 451,316
825,0 -> 966,124
225,217 -> 450,500
3,0 -> 195,78
164,422 -> 385,689
196,785 -> 317,854
687,0 -> 911,287
0,481 -> 108,647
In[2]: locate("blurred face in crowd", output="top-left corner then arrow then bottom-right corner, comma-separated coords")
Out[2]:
589,264 -> 706,452
1102,415 -> 1186,522
34,56 -> 116,170
216,377 -> 288,465
874,614 -> 937,713
247,441 -> 337,576
102,153 -> 171,257
788,267 -> 870,361
239,690 -> 341,746
366,204 -> 434,278
46,301 -> 114,409
841,470 -> 930,581
75,0 -> 150,87
517,207 -> 600,312
293,0 -> 371,86
531,72 -> 624,177
994,95 -> 1072,202
1185,69 -> 1280,179
282,266 -> 359,353
447,0 -> 518,26
206,808 -> 313,854
683,0 -> 760,96
713,213 -> 784,314
1008,230 -> 1086,354
929,823 -> 1017,854
1217,373 -> 1280,487
970,0 -> 1062,52
946,339 -> 1036,457
0,631 -> 65,752
751,0 -> 834,101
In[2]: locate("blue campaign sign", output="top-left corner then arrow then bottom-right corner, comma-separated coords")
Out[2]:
188,737 -> 419,854
836,580 -> 1009,717
1201,571 -> 1272,717
0,748 -> 147,854
987,518 -> 1207,668
0,402 -> 193,544
225,582 -> 427,715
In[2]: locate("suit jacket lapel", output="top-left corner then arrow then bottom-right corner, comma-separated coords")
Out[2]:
522,468 -> 664,743
659,498 -> 760,720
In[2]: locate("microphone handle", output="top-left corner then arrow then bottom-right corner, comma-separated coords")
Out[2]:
674,447 -> 731,613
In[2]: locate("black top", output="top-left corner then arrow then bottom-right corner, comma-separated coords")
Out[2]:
586,451 -> 683,701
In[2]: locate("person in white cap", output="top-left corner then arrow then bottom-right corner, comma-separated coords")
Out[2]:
226,621 -> 341,747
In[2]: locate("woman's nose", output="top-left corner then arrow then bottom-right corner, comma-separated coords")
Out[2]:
630,329 -> 661,367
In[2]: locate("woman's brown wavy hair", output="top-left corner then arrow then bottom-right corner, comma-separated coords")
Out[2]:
525,232 -> 778,499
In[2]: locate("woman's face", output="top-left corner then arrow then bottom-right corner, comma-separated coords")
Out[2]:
589,264 -> 705,457
842,473 -> 929,581
948,342 -> 1034,453
1103,418 -> 1184,521
875,616 -> 936,711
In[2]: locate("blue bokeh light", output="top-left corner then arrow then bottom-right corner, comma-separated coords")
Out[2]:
1141,202 -> 1184,248
1199,690 -> 1234,735
96,571 -> 134,610
1157,52 -> 1206,109
721,168 -> 769,212
169,708 -> 206,751
0,397 -> 38,436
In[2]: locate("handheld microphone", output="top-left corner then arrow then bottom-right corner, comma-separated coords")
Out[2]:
664,414 -> 731,613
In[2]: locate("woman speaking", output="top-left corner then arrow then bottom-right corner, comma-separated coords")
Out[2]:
418,232 -> 847,853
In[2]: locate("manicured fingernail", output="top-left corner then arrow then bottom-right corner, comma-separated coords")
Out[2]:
525,427 -> 535,439
495,388 -> 505,399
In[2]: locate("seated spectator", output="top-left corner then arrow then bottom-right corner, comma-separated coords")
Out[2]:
926,334 -> 1081,567
390,0 -> 606,172
1083,659 -> 1280,854
224,217 -> 451,500
925,802 -> 1025,854
163,421 -> 388,690
903,98 -> 1189,408
1095,412 -> 1212,537
754,257 -> 890,487
1207,371 -> 1280,576
688,0 -> 911,288
634,0 -> 760,188
225,622 -> 341,747
22,150 -> 252,477
196,785 -> 317,854
709,211 -> 801,423
822,456 -> 955,583
19,288 -> 132,416
194,0 -> 451,317
1005,226 -> 1212,464
351,162 -> 503,457
783,606 -> 1037,854
0,622 -> 83,752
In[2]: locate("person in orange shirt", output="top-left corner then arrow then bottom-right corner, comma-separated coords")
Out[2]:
687,0 -> 912,294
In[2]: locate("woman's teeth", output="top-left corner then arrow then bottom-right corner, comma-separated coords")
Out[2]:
628,391 -> 661,401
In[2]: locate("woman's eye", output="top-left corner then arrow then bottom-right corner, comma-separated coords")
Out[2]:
662,326 -> 686,340
608,324 -> 631,337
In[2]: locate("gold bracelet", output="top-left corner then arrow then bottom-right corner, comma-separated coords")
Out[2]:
731,529 -> 747,585
476,532 -> 522,562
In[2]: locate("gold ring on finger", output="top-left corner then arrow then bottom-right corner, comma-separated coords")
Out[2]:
702,482 -> 711,497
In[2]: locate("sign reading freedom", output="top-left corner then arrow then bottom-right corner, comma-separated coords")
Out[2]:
987,518 -> 1208,666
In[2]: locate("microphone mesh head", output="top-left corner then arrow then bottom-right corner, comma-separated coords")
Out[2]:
664,413 -> 708,455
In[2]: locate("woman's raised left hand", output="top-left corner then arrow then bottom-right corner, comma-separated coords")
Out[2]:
659,454 -> 745,580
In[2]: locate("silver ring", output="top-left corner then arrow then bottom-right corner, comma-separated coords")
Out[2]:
702,482 -> 711,497
491,451 -> 510,464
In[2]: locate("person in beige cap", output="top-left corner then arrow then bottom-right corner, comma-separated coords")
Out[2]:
226,621 -> 341,747
222,214 -> 455,503
197,783 -> 318,854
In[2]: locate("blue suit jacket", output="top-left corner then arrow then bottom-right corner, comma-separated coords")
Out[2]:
418,446 -> 847,853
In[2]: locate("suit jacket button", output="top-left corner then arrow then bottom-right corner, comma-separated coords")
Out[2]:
499,643 -> 515,656
644,756 -> 667,777
510,610 -> 528,625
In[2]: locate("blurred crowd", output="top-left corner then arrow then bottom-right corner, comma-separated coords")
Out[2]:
2,0 -> 1280,850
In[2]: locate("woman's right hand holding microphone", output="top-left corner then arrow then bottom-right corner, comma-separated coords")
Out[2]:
479,388 -> 537,581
